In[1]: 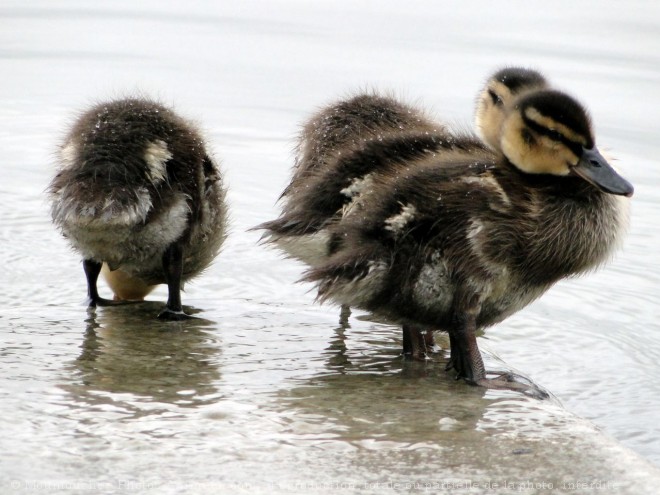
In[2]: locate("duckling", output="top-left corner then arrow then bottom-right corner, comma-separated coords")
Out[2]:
257,92 -> 456,356
303,88 -> 633,391
268,92 -> 446,261
49,97 -> 228,320
474,67 -> 548,150
257,73 -> 550,360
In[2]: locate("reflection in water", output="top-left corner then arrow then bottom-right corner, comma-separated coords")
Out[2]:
3,0 -> 660,489
279,316 -> 492,448
261,321 -> 623,491
276,313 -> 564,454
328,310 -> 547,398
63,304 -> 222,412
279,371 -> 490,449
265,322 -> 659,491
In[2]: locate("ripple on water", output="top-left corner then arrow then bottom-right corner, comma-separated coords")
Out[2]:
2,0 -> 660,490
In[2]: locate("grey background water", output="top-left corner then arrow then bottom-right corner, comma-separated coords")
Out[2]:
1,1 -> 659,493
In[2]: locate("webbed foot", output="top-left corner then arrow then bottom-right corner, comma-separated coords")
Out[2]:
474,372 -> 550,400
446,294 -> 548,398
87,296 -> 141,307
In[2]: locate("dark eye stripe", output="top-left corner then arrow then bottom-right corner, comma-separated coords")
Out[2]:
522,113 -> 582,155
487,89 -> 503,106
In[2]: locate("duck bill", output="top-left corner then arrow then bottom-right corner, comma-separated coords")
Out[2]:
571,147 -> 634,197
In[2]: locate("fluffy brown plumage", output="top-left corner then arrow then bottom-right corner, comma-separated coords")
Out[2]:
257,73 -> 554,359
49,97 -> 228,320
301,87 -> 633,391
256,92 -> 453,356
282,92 -> 443,199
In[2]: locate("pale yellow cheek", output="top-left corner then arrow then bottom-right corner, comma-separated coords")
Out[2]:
502,131 -> 573,176
101,263 -> 157,301
535,149 -> 572,176
558,146 -> 579,167
539,135 -> 561,151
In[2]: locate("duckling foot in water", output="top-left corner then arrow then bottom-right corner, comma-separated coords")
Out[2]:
402,324 -> 436,361
303,80 -> 632,396
443,307 -> 546,397
83,259 -> 134,307
156,242 -> 192,321
83,240 -> 191,320
483,373 -> 549,399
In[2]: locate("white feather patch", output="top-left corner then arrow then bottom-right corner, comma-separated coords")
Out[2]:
272,231 -> 331,267
413,251 -> 453,313
143,140 -> 172,183
51,186 -> 152,228
340,173 -> 374,199
384,203 -> 417,235
59,141 -> 79,169
321,260 -> 387,307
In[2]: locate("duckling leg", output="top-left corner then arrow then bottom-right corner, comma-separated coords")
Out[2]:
446,310 -> 486,384
339,304 -> 351,327
402,324 -> 431,361
157,241 -> 191,321
83,259 -> 129,307
446,298 -> 548,397
83,259 -> 103,306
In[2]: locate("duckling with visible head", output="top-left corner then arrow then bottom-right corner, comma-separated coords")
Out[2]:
260,70 -> 549,266
303,87 -> 633,392
475,67 -> 549,150
49,97 -> 228,320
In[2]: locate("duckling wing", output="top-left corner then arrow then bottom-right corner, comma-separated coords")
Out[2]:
263,130 -> 483,238
302,156 -> 511,317
49,163 -> 155,227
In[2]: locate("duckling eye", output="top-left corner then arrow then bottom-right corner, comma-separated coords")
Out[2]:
487,89 -> 503,106
547,129 -> 563,141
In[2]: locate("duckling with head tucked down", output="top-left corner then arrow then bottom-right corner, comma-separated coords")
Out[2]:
262,92 -> 447,265
256,92 -> 456,354
49,97 -> 228,320
257,70 -> 553,360
303,86 -> 633,391
284,92 -> 444,197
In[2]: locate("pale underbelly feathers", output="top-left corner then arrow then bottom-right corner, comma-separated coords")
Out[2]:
59,192 -> 190,275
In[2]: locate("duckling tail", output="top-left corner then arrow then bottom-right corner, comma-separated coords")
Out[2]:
302,254 -> 387,307
49,168 -> 153,228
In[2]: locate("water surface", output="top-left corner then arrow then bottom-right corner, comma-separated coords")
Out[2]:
1,1 -> 660,493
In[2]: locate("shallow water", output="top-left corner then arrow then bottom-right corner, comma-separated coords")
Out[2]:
1,0 -> 660,493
